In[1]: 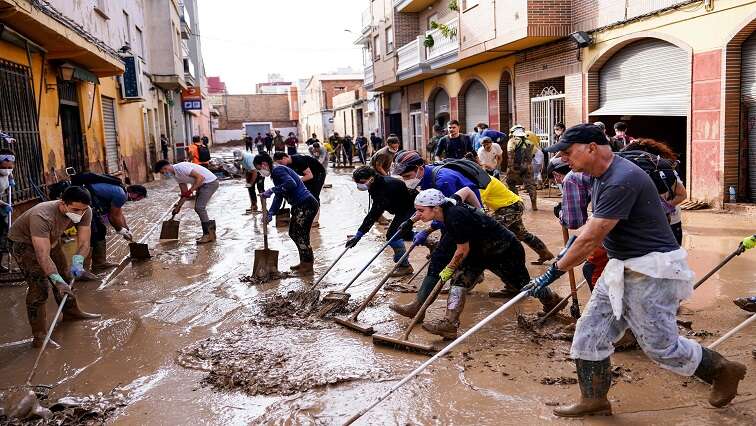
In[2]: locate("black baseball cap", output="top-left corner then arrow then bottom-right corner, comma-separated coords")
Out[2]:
545,123 -> 608,153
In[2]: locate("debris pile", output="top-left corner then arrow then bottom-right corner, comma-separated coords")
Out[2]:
0,389 -> 127,425
240,271 -> 293,286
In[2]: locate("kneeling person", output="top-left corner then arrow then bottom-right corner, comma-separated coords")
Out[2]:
413,189 -> 562,339
8,186 -> 100,347
347,166 -> 415,276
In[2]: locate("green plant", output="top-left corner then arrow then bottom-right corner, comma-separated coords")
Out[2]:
430,21 -> 457,40
449,0 -> 459,12
424,35 -> 435,48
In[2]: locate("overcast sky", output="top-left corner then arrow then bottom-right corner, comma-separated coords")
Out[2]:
197,0 -> 365,94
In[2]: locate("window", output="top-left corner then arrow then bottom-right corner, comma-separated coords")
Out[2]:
135,27 -> 145,60
373,35 -> 380,59
122,10 -> 132,47
94,0 -> 109,19
385,26 -> 394,53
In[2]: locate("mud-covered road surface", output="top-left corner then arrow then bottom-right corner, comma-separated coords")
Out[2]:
1,148 -> 754,424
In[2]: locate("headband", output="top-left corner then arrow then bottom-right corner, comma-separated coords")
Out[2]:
0,155 -> 15,162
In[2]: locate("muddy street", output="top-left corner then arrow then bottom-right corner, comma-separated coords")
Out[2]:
1,156 -> 754,425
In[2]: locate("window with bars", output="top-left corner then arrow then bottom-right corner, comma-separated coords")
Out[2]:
0,59 -> 45,202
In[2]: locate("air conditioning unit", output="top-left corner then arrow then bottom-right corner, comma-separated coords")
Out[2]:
120,55 -> 144,100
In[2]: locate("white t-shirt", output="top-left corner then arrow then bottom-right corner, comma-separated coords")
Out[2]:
477,143 -> 502,169
172,162 -> 217,185
533,148 -> 544,166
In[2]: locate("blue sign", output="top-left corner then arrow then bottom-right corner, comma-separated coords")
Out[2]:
183,100 -> 202,110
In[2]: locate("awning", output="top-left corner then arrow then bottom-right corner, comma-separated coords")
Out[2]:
72,65 -> 100,84
590,93 -> 689,117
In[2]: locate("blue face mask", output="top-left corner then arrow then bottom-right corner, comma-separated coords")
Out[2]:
163,172 -> 175,178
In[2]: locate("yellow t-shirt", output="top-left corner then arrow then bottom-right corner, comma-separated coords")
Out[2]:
481,177 -> 520,211
324,142 -> 335,154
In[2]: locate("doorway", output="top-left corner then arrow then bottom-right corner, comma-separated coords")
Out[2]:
58,79 -> 87,173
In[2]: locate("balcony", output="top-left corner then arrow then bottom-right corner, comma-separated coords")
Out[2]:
361,7 -> 372,33
425,18 -> 458,67
396,37 -> 428,79
394,0 -> 437,13
183,57 -> 196,87
179,2 -> 191,39
363,64 -> 374,89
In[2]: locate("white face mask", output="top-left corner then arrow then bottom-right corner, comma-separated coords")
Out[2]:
388,147 -> 398,154
259,168 -> 271,178
65,206 -> 84,224
0,169 -> 11,176
356,183 -> 369,191
404,178 -> 421,190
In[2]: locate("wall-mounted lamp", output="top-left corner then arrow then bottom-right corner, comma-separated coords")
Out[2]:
59,62 -> 76,81
569,31 -> 593,48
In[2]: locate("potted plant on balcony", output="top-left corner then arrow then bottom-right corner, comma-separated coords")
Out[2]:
430,21 -> 457,40
449,0 -> 459,12
424,34 -> 435,48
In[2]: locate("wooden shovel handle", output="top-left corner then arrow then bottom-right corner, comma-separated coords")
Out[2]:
561,226 -> 578,300
402,276 -> 445,340
170,197 -> 186,220
260,195 -> 269,249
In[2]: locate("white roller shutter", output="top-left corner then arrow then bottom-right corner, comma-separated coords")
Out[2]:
592,39 -> 690,116
101,96 -> 119,173
465,81 -> 488,132
743,33 -> 756,200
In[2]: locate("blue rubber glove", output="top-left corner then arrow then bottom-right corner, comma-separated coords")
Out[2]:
524,263 -> 566,297
439,266 -> 455,283
70,254 -> 85,278
1,204 -> 11,215
413,230 -> 430,246
345,231 -> 364,248
8,177 -> 15,188
261,188 -> 274,199
430,220 -> 444,231
48,273 -> 73,296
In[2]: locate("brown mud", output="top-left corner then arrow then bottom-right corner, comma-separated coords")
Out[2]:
239,271 -> 293,285
0,389 -> 126,425
0,148 -> 754,424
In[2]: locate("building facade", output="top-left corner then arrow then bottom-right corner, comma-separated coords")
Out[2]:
297,73 -> 364,141
0,0 -> 209,206
212,93 -> 298,143
359,0 -> 756,208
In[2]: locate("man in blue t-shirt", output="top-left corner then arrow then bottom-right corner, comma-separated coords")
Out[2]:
85,181 -> 147,273
388,150 -> 483,319
528,124 -> 746,417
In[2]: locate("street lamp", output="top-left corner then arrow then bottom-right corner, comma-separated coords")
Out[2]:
59,62 -> 76,81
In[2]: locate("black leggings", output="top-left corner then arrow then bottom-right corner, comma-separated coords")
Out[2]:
304,173 -> 326,201
289,196 -> 319,263
246,172 -> 265,206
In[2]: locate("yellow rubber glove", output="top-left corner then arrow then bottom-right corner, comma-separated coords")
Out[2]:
439,266 -> 455,282
743,234 -> 756,250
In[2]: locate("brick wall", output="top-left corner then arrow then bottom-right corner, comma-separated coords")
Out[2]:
394,12 -> 420,50
217,94 -> 295,129
321,80 -> 364,110
528,0 -> 571,36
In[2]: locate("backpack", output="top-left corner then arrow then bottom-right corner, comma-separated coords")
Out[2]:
431,159 -> 491,190
197,144 -> 211,162
616,150 -> 679,199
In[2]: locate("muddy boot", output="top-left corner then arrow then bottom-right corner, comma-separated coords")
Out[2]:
389,264 -> 414,278
554,358 -> 612,417
694,347 -> 747,407
489,285 -> 521,299
538,289 -> 565,315
530,194 -> 538,211
91,241 -> 117,272
29,307 -> 48,348
290,262 -> 314,276
733,296 -> 756,313
197,221 -> 216,244
390,298 -> 424,321
62,297 -> 101,321
422,286 -> 465,339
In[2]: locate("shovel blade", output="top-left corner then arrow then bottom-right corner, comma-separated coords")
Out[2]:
253,248 -> 279,278
159,220 -> 180,240
128,243 -> 151,260
275,208 -> 290,228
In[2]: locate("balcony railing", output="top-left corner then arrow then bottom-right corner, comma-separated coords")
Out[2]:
397,37 -> 426,74
364,64 -> 374,87
361,7 -> 372,33
426,18 -> 458,63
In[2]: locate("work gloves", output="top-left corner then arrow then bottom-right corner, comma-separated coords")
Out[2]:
413,230 -> 430,246
553,202 -> 562,220
439,266 -> 455,283
0,203 -> 11,215
180,190 -> 193,198
70,254 -> 85,279
398,219 -> 414,234
118,228 -> 133,241
345,231 -> 364,248
743,234 -> 756,250
48,273 -> 73,296
524,263 -> 565,297
261,189 -> 274,199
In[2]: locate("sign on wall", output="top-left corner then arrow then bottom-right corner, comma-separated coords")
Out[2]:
181,86 -> 202,110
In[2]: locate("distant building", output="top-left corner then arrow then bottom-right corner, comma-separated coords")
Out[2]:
256,81 -> 293,94
298,73 -> 363,141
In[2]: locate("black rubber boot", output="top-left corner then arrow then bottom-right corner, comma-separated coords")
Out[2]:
554,358 -> 613,417
695,347 -> 747,407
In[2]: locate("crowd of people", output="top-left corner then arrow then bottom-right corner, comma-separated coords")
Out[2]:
2,117 -> 754,420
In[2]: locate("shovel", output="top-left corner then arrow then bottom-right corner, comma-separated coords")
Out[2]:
295,246 -> 351,307
8,279 -> 78,420
252,195 -> 279,278
275,201 -> 290,228
562,226 -> 581,319
127,236 -> 151,260
317,225 -> 411,318
159,197 -> 186,240
335,243 -> 420,335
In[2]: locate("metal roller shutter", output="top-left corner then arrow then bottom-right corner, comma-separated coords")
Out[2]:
101,96 -> 119,174
434,89 -> 449,117
389,91 -> 402,114
465,81 -> 488,132
592,39 -> 690,116
742,33 -> 756,200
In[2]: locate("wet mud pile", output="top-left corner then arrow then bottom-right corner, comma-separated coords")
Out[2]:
239,271 -> 293,286
249,290 -> 361,329
177,326 -> 389,397
516,312 -> 576,341
0,389 -> 126,426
